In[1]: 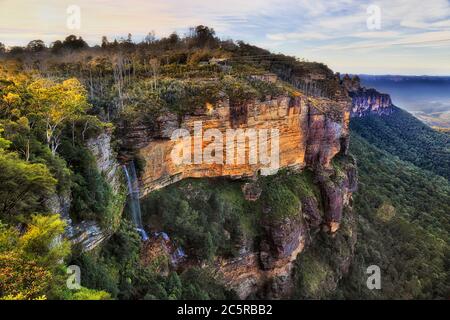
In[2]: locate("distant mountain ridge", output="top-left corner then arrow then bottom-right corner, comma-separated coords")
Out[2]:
356,74 -> 450,82
345,74 -> 450,180
350,74 -> 450,129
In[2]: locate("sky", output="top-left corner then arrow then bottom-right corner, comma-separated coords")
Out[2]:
1,0 -> 450,75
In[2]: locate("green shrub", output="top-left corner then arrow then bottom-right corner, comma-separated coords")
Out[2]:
261,183 -> 300,221
70,253 -> 120,298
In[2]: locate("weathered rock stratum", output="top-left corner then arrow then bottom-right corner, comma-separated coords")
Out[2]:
122,94 -> 351,198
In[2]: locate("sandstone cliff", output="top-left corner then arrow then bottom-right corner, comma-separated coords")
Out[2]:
342,75 -> 395,117
121,94 -> 350,197
119,86 -> 357,298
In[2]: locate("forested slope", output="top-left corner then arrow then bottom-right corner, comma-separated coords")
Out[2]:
335,131 -> 450,299
351,107 -> 450,180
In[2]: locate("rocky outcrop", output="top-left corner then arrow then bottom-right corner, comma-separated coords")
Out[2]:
302,196 -> 322,228
68,221 -> 108,252
217,227 -> 305,300
342,75 -> 395,117
350,88 -> 394,117
86,131 -> 122,195
217,160 -> 357,299
293,203 -> 358,299
304,106 -> 349,168
317,156 -> 358,233
260,206 -> 304,272
259,208 -> 306,298
47,193 -> 106,251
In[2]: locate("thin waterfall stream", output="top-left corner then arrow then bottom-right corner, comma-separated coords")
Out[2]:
123,162 -> 149,241
122,161 -> 186,263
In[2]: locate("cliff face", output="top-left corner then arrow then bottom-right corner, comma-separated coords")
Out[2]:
49,131 -> 124,252
216,157 -> 357,299
123,95 -> 350,197
74,131 -> 124,249
120,91 -> 357,298
350,88 -> 394,117
342,75 -> 395,117
217,204 -> 307,299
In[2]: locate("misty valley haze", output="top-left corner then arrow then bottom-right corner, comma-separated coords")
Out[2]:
359,75 -> 450,128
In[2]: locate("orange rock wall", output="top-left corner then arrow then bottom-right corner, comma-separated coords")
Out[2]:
138,96 -> 350,197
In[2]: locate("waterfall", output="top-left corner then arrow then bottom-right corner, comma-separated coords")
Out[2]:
123,162 -> 148,241
122,163 -> 186,263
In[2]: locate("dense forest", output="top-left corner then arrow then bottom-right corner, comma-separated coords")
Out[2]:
337,133 -> 449,298
0,68 -> 119,300
349,107 -> 449,299
351,107 -> 450,180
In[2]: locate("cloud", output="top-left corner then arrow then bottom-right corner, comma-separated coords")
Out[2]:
1,0 -> 450,74
349,31 -> 402,39
266,31 -> 332,41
